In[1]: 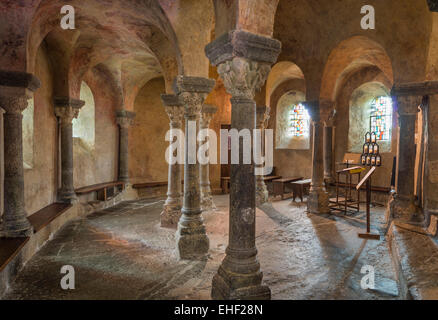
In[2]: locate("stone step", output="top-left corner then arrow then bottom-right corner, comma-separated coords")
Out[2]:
387,222 -> 438,300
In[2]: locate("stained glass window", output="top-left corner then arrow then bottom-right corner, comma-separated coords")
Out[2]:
370,96 -> 392,141
288,103 -> 310,137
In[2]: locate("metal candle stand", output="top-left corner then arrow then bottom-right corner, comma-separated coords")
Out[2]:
357,132 -> 381,240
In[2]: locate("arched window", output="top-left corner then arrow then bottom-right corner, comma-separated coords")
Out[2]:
288,103 -> 310,137
275,91 -> 309,150
370,96 -> 392,141
73,82 -> 95,149
22,98 -> 34,169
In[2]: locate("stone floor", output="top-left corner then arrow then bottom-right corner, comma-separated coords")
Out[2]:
4,195 -> 402,300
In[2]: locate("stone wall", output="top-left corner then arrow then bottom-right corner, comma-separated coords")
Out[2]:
130,77 -> 170,184
72,69 -> 119,189
23,45 -> 58,215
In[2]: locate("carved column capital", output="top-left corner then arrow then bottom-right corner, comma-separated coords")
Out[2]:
0,95 -> 28,114
394,95 -> 422,116
200,104 -> 218,128
116,110 -> 136,128
173,76 -> 215,119
256,105 -> 271,129
161,94 -> 184,128
217,57 -> 271,100
54,97 -> 85,123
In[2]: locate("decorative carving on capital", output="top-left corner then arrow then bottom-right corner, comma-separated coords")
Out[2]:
256,105 -> 271,129
0,95 -> 28,114
427,0 -> 438,12
165,106 -> 185,127
395,95 -> 422,116
173,76 -> 215,119
324,109 -> 337,127
116,110 -> 136,128
54,97 -> 85,123
180,92 -> 206,118
54,106 -> 80,123
217,57 -> 271,99
200,104 -> 218,128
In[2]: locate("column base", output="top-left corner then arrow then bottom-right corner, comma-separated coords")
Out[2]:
307,187 -> 330,214
176,212 -> 209,260
211,265 -> 271,300
256,181 -> 269,206
0,214 -> 33,238
201,186 -> 216,212
201,195 -> 216,212
160,202 -> 182,229
58,189 -> 78,204
391,196 -> 422,223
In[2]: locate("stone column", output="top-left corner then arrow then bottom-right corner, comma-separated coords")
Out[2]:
306,101 -> 330,214
255,105 -> 270,206
392,95 -> 422,219
0,71 -> 40,237
323,124 -> 334,184
206,30 -> 281,300
161,95 -> 184,228
54,97 -> 84,203
173,76 -> 215,260
200,104 -> 218,212
116,110 -> 135,184
323,109 -> 336,185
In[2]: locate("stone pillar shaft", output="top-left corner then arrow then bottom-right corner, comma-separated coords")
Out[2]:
323,125 -> 334,184
116,110 -> 135,184
200,104 -> 217,211
174,76 -> 215,260
392,95 -> 422,220
206,29 -> 281,300
0,71 -> 40,237
54,98 -> 84,203
255,106 -> 270,206
161,95 -> 184,228
306,101 -> 329,214
0,96 -> 33,237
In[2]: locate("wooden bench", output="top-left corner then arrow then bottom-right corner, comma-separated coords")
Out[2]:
132,181 -> 168,189
291,179 -> 312,202
220,177 -> 230,194
1,202 -> 72,272
220,175 -> 282,194
272,177 -> 304,199
75,181 -> 125,201
28,203 -> 72,233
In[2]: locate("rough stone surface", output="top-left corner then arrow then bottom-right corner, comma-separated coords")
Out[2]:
3,195 -> 406,300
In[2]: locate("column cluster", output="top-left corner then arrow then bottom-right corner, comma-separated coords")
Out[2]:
173,76 -> 215,260
200,104 -> 218,212
255,105 -> 271,206
161,94 -> 184,228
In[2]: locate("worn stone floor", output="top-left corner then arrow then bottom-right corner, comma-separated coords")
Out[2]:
4,195 -> 401,300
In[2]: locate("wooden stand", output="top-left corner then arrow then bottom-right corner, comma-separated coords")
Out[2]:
330,166 -> 365,214
357,167 -> 380,240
